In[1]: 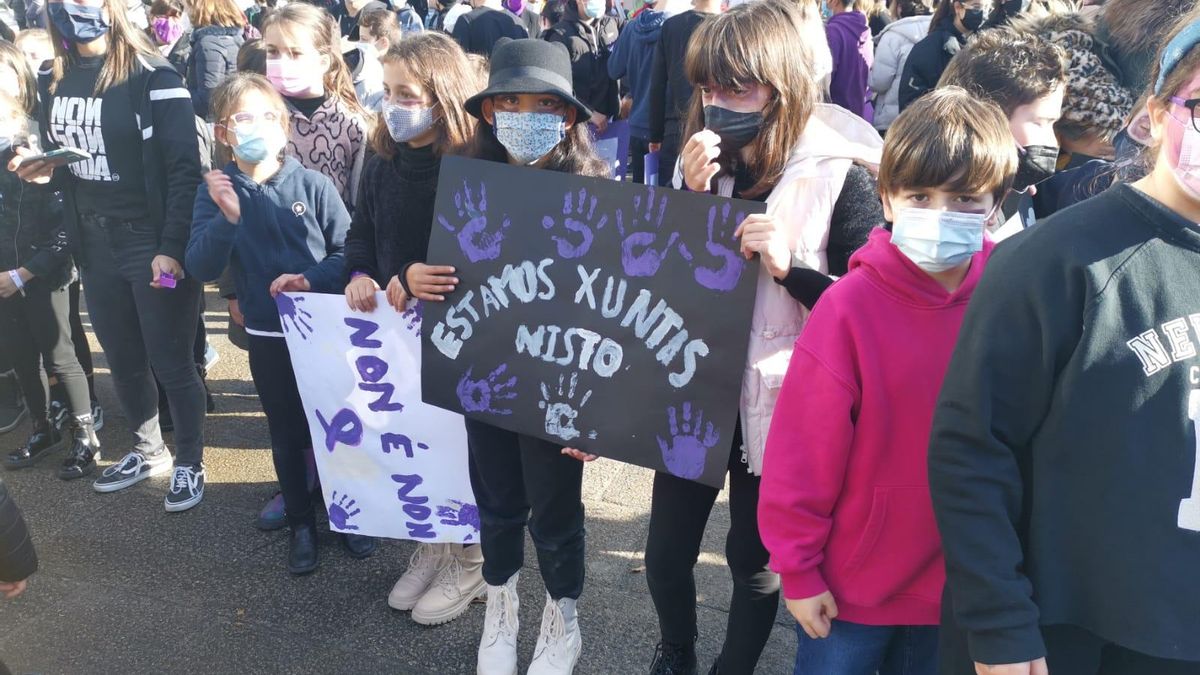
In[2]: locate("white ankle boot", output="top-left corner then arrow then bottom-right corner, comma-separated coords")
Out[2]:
412,544 -> 486,625
388,542 -> 448,611
527,593 -> 581,675
477,572 -> 520,675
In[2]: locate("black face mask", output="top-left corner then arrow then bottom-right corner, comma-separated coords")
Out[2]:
1013,144 -> 1059,192
703,105 -> 764,153
961,7 -> 987,31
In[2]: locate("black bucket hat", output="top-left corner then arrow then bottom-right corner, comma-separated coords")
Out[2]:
465,38 -> 593,121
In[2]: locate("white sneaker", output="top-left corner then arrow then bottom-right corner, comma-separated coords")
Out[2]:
388,543 -> 449,611
527,594 -> 581,675
412,544 -> 486,626
477,572 -> 520,675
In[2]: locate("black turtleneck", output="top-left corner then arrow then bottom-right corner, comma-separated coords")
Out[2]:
345,142 -> 442,289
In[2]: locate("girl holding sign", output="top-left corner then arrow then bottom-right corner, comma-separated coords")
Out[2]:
647,2 -> 884,674
928,9 -> 1200,674
185,73 -> 370,575
342,33 -> 489,627
457,37 -> 608,675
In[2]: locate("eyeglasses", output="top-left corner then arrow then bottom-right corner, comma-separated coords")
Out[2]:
1170,97 -> 1200,133
227,111 -> 280,128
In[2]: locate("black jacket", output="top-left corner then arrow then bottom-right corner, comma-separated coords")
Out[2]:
929,183 -> 1200,666
0,479 -> 37,584
647,9 -> 706,148
543,4 -> 620,118
38,54 -> 203,263
0,147 -> 71,290
187,25 -> 245,120
452,6 -> 529,56
345,143 -> 441,292
897,17 -> 963,112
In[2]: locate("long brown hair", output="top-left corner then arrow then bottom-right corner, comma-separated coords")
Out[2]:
369,33 -> 480,159
46,0 -> 159,94
262,3 -> 365,118
186,0 -> 248,28
0,41 -> 37,115
681,0 -> 819,198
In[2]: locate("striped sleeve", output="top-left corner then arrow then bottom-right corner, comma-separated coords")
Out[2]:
146,65 -> 203,262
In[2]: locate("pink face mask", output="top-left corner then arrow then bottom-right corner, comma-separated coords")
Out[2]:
151,16 -> 183,45
266,57 -> 323,98
1165,99 -> 1200,201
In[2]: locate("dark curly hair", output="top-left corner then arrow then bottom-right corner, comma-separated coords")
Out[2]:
938,26 -> 1068,117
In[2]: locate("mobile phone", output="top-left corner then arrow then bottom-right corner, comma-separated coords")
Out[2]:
23,147 -> 92,166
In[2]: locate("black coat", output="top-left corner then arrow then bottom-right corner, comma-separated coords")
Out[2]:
543,4 -> 620,118
648,9 -> 706,149
897,17 -> 964,113
0,479 -> 38,584
187,25 -> 245,121
0,148 -> 71,290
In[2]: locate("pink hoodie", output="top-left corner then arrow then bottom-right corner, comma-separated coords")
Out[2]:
759,227 -> 993,626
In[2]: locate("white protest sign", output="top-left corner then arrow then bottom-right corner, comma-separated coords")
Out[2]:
279,292 -> 479,543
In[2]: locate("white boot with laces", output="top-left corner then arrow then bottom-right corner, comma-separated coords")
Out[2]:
477,572 -> 520,675
412,544 -> 485,625
388,542 -> 448,611
526,593 -> 581,675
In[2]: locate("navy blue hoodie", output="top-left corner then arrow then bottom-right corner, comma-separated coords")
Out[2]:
186,156 -> 349,334
607,8 -> 666,139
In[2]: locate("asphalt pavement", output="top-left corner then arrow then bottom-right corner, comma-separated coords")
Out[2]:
0,287 -> 796,674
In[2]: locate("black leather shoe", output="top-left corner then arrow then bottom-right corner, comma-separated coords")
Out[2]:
288,525 -> 318,575
59,415 -> 101,480
5,422 -> 62,469
340,533 -> 378,559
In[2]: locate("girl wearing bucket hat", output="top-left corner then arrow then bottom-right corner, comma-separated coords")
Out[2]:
460,37 -> 607,675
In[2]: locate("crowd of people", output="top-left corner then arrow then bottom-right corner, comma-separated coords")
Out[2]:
0,0 -> 1198,673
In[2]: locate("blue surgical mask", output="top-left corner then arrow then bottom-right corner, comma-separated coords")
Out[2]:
494,111 -> 566,165
384,103 -> 436,143
820,0 -> 832,19
890,207 -> 987,272
583,0 -> 605,18
231,123 -> 286,164
48,2 -> 110,44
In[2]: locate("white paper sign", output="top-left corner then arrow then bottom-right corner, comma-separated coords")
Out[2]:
279,292 -> 479,543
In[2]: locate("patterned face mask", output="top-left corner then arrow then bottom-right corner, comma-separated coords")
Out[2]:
493,111 -> 566,165
384,103 -> 436,143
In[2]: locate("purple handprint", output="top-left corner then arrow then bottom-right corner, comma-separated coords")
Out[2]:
541,188 -> 609,259
402,302 -> 423,334
456,364 -> 517,416
679,203 -> 747,293
657,402 -> 719,480
437,500 -> 481,532
328,491 -> 361,531
276,294 -> 314,339
616,188 -> 678,278
436,181 -> 511,263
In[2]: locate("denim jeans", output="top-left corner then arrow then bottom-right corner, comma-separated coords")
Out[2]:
77,213 -> 205,465
794,620 -> 938,675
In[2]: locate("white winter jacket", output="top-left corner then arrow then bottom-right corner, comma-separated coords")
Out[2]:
674,104 -> 883,474
869,15 -> 932,131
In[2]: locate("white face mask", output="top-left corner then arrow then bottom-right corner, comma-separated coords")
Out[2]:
891,207 -> 988,273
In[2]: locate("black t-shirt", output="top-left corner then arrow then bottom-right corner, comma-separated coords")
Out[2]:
286,94 -> 328,120
47,55 -> 148,220
452,7 -> 528,56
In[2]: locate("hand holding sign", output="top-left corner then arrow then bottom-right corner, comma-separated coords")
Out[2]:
736,213 -> 791,280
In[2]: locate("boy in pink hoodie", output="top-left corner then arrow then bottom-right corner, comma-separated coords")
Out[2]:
758,87 -> 1017,674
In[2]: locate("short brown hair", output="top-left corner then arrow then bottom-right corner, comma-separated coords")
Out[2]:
186,0 -> 248,28
209,72 -> 290,166
879,87 -> 1017,204
682,0 -> 819,199
939,27 -> 1068,117
359,7 -> 401,44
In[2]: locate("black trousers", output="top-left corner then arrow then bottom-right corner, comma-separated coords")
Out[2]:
631,136 -> 650,185
644,425 -> 780,675
246,334 -> 314,528
0,282 -> 91,423
465,419 -> 585,600
65,280 -> 97,402
939,609 -> 1200,674
657,129 -> 682,189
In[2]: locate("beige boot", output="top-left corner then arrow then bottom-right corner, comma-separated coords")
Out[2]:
412,544 -> 486,625
527,593 -> 581,675
388,542 -> 448,611
477,572 -> 520,675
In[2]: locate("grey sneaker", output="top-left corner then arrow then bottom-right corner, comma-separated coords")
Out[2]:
164,464 -> 204,512
93,449 -> 172,493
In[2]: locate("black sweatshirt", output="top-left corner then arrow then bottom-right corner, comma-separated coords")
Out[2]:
647,10 -> 707,149
345,143 -> 441,291
929,183 -> 1200,665
0,480 -> 37,584
452,7 -> 528,56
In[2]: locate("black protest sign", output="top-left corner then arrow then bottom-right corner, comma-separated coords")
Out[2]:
421,156 -> 763,488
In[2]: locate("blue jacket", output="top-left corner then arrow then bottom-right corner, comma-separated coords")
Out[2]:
186,157 -> 349,334
606,8 -> 665,139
